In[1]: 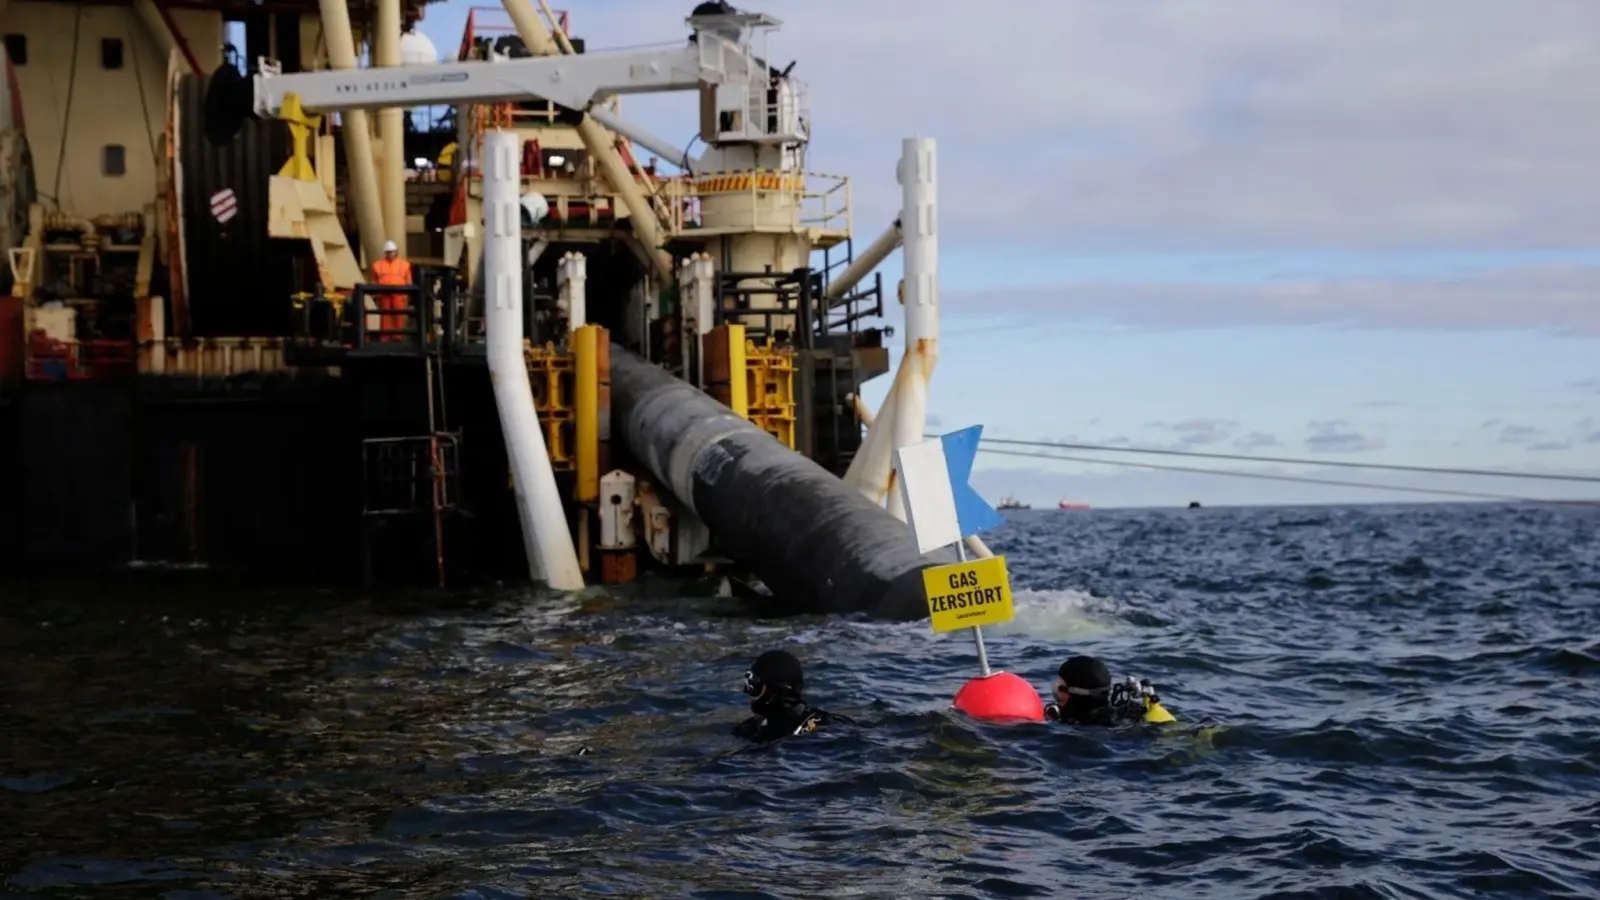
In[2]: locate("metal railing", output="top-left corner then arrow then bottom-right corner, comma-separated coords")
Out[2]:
816,235 -> 889,337
457,5 -> 570,62
662,171 -> 851,237
24,337 -> 137,382
285,279 -> 445,364
361,434 -> 461,517
711,268 -> 817,350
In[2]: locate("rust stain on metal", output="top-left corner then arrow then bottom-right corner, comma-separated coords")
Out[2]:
634,479 -> 674,564
912,337 -> 938,379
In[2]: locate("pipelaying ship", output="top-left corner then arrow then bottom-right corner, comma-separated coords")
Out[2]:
0,0 -> 953,618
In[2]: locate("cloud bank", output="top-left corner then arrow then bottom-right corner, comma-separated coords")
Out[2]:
497,0 -> 1600,338
942,263 -> 1600,334
515,0 -> 1600,254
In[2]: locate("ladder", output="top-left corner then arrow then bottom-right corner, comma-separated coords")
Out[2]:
357,315 -> 461,589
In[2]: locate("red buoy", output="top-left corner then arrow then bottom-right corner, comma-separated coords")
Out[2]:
951,671 -> 1046,723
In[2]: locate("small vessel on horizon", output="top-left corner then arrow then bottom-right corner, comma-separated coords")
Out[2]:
1058,499 -> 1090,510
997,494 -> 1031,510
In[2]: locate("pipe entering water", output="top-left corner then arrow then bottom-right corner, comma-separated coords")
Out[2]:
609,344 -> 952,620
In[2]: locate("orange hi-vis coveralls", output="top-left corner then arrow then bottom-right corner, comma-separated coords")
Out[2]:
372,256 -> 414,340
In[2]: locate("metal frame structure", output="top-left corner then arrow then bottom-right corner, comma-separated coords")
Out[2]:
246,10 -> 806,161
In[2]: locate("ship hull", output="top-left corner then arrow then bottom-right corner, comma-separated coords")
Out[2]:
0,367 -> 540,588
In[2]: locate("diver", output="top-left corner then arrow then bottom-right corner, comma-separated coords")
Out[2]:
1044,655 -> 1176,726
733,649 -> 856,743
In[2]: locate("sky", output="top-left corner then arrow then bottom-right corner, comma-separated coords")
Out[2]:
411,0 -> 1600,507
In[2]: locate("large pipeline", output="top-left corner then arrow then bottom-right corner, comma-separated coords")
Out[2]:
611,345 -> 951,620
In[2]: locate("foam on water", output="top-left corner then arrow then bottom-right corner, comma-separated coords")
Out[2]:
988,587 -> 1125,639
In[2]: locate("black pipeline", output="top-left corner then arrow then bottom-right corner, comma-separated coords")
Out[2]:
609,344 -> 952,620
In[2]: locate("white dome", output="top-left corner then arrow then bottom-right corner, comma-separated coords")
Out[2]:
399,31 -> 439,66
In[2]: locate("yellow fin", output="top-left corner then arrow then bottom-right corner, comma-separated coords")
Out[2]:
1143,701 -> 1177,724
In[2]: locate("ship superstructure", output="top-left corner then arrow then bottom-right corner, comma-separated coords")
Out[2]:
0,0 -> 933,614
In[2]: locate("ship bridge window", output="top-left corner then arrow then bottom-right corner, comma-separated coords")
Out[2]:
3,34 -> 24,65
101,38 -> 124,70
103,144 -> 126,176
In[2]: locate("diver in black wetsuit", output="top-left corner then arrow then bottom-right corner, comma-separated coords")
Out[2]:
733,650 -> 855,743
1044,655 -> 1173,726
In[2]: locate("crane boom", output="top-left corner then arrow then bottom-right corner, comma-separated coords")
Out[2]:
210,9 -> 807,157
253,43 -> 710,117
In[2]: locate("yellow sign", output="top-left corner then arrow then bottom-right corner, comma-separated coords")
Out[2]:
922,555 -> 1015,633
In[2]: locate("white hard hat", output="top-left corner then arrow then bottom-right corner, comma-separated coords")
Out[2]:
383,240 -> 398,253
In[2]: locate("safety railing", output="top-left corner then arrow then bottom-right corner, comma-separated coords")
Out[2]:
711,268 -> 819,351
361,434 -> 461,517
662,171 -> 851,238
355,283 -> 430,351
457,6 -> 570,62
24,336 -> 137,382
822,270 -> 886,336
457,5 -> 573,154
284,281 -> 442,365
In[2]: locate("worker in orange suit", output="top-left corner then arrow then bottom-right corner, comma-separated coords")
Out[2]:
371,239 -> 413,342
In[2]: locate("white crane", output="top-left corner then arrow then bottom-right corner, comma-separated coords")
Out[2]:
214,7 -> 808,171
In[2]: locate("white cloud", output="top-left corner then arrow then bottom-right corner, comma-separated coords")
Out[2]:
1234,432 -> 1282,450
1149,417 -> 1238,447
1305,419 -> 1384,453
551,0 -> 1600,251
419,1 -> 1600,337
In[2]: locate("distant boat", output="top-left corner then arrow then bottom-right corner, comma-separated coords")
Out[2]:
997,494 -> 1030,510
1058,499 -> 1090,510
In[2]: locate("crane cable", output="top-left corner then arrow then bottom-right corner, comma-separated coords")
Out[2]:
975,447 -> 1582,504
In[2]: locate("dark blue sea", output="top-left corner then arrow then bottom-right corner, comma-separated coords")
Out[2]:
3,502 -> 1599,899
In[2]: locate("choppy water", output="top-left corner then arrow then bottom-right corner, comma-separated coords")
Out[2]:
3,502 -> 1600,899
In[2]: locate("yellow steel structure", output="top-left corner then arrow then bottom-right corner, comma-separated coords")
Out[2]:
276,94 -> 320,181
572,324 -> 602,503
525,345 -> 575,472
744,338 -> 796,449
268,92 -> 363,290
692,170 -> 808,193
727,327 -> 748,418
703,323 -> 748,417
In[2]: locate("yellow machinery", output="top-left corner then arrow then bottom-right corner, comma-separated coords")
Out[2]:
703,323 -> 796,450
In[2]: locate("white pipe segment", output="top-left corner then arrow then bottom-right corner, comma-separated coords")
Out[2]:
824,220 -> 902,304
885,137 -> 938,521
588,108 -> 692,171
483,130 -> 584,591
